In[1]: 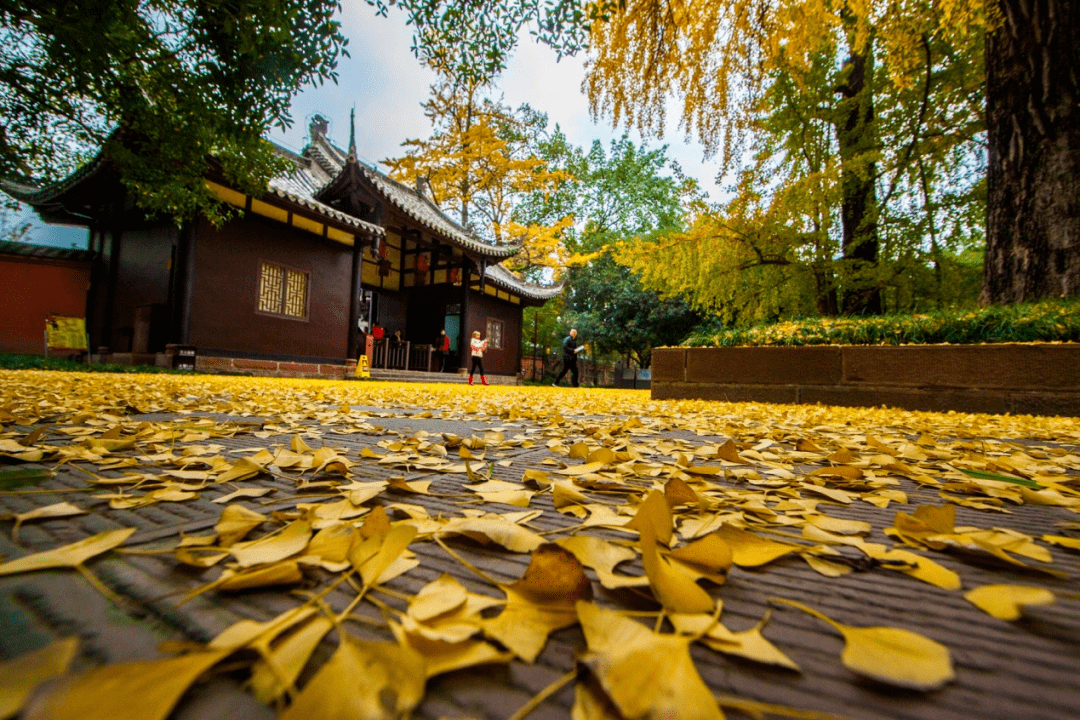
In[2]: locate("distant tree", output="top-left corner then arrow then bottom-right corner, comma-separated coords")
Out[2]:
384,80 -> 572,273
1,0 -> 347,223
529,135 -> 702,367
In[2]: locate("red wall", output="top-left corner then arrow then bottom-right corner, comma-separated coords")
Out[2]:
0,256 -> 90,355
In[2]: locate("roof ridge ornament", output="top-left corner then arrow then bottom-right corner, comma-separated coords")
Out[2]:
347,107 -> 357,162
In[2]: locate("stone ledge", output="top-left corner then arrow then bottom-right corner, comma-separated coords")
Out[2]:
653,344 -> 1080,416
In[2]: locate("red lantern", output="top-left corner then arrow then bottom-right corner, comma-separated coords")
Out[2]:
449,268 -> 460,283
416,254 -> 429,273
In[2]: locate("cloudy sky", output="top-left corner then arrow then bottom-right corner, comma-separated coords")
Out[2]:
19,5 -> 721,248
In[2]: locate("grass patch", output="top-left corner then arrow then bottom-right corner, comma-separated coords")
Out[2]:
684,298 -> 1080,347
0,354 -> 189,374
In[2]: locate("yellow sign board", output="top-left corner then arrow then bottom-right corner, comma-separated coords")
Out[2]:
45,315 -> 87,351
354,354 -> 370,378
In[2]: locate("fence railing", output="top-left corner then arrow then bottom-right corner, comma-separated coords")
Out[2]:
370,339 -> 435,372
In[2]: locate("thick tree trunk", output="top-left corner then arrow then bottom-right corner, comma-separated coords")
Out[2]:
982,0 -> 1080,303
836,40 -> 883,315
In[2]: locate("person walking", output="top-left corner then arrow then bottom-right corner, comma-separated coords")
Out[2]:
468,330 -> 488,386
552,328 -> 583,387
435,329 -> 450,372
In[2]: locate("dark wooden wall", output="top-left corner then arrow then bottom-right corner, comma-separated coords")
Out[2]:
188,215 -> 353,360
466,292 -> 522,376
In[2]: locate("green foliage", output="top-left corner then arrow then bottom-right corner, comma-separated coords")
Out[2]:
684,299 -> 1080,348
524,135 -> 702,366
1,0 -> 348,224
0,355 -> 187,374
366,0 -> 609,80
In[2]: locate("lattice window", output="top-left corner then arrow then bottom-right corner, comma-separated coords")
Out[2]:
284,269 -> 308,317
257,262 -> 308,320
486,318 -> 504,350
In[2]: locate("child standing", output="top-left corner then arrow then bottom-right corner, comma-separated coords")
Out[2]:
469,330 -> 488,386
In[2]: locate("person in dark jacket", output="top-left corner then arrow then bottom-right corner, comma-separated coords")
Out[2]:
552,328 -> 583,387
434,329 -> 450,372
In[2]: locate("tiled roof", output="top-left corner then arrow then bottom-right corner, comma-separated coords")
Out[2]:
484,262 -> 564,302
281,131 -> 519,260
0,152 -> 109,206
266,178 -> 383,238
0,240 -> 95,263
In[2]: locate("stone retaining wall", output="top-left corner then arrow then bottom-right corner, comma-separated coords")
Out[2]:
652,344 -> 1080,416
191,355 -> 352,379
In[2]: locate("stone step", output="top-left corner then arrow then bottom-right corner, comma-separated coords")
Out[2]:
363,369 -> 518,385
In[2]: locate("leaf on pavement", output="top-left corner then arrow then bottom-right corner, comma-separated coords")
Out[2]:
964,584 -> 1056,621
0,528 -> 135,576
577,601 -> 723,720
773,597 -> 954,690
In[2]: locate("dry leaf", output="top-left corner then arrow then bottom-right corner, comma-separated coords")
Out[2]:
0,637 -> 79,719
639,523 -> 714,614
964,584 -> 1056,620
280,634 -> 425,720
26,649 -> 230,720
230,520 -> 312,567
249,615 -> 335,703
484,544 -> 592,662
11,503 -> 86,543
577,602 -> 723,720
0,528 -> 135,576
773,598 -> 954,690
715,525 -> 800,567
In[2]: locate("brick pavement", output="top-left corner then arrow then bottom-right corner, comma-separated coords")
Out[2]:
0,405 -> 1078,720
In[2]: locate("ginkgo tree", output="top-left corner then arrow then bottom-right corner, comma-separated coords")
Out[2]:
374,0 -> 1079,307
383,79 -> 574,273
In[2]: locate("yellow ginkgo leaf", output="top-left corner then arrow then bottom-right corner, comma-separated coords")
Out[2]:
0,528 -> 135,576
1041,534 -> 1080,551
806,514 -> 872,536
249,615 -> 335,703
867,547 -> 961,591
215,456 -> 265,484
773,598 -> 954,690
484,544 -> 592,662
0,637 -> 79,720
964,584 -> 1056,620
640,523 -> 714,615
390,620 -> 513,678
214,504 -> 266,547
26,649 -> 230,720
11,502 -> 86,543
670,612 -> 799,671
356,523 -> 418,589
409,573 -> 469,622
437,514 -> 545,553
623,490 -> 673,546
715,525 -> 799,567
230,520 -> 312,567
667,533 -> 733,574
802,553 -> 852,578
280,634 -> 425,720
577,602 -> 723,720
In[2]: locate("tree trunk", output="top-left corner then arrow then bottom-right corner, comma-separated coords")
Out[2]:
981,0 -> 1080,303
835,39 -> 883,315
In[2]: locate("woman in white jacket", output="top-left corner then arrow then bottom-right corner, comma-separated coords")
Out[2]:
468,331 -> 488,386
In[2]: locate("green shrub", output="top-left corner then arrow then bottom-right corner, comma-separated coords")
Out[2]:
0,354 -> 188,374
684,299 -> 1080,347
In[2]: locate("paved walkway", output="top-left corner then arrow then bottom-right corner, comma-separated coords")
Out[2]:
0,377 -> 1078,720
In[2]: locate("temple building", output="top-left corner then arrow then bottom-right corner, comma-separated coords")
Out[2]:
2,116 -> 561,379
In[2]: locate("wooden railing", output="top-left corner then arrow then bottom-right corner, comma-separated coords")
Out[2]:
370,339 -> 435,372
